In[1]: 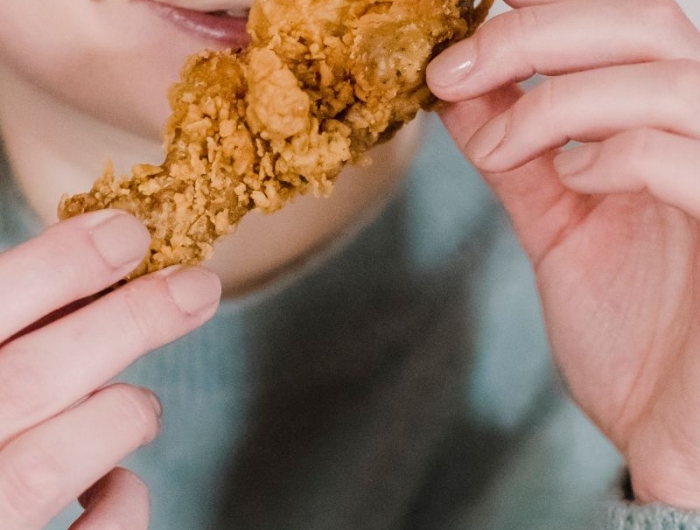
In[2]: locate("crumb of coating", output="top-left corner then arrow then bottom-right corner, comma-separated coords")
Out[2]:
58,0 -> 493,278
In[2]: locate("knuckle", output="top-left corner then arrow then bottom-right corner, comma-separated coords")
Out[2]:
506,7 -> 539,67
115,274 -> 197,350
39,228 -> 100,285
114,285 -> 161,351
612,129 -> 655,179
107,276 -> 187,356
540,76 -> 559,111
0,349 -> 45,423
515,77 -> 558,126
625,128 -> 651,156
512,6 -> 537,42
105,384 -> 160,445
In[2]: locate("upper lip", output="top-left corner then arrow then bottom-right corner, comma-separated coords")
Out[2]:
150,0 -> 250,16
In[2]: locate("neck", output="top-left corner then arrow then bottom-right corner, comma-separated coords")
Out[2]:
0,62 -> 421,298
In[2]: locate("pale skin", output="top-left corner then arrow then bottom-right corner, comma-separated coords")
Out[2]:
427,0 -> 700,510
0,0 -> 700,528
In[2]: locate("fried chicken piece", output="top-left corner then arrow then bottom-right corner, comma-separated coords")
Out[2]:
59,0 -> 492,278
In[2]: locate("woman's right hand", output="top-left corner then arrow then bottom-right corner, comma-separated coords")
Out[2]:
0,210 -> 221,530
428,0 -> 700,509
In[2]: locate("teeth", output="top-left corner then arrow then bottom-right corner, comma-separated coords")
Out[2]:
206,8 -> 249,17
151,1 -> 250,15
224,8 -> 249,16
206,8 -> 250,17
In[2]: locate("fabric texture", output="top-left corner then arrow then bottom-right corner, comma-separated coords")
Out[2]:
598,503 -> 700,530
1,119 -> 698,529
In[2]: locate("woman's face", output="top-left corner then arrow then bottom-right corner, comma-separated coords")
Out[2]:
0,1 -> 252,140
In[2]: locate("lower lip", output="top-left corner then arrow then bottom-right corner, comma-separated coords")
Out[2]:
141,1 -> 250,47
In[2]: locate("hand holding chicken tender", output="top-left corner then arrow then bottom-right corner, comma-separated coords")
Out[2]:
59,0 -> 492,277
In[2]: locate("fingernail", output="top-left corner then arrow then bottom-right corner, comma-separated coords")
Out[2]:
554,144 -> 600,177
427,38 -> 477,87
88,211 -> 150,269
164,267 -> 221,316
466,113 -> 509,162
144,389 -> 163,418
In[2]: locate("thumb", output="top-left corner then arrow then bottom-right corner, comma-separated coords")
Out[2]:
437,85 -> 586,264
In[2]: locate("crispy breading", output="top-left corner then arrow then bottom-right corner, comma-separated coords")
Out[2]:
58,0 -> 492,278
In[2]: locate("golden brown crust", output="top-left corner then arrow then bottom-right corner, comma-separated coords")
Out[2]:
58,0 -> 493,278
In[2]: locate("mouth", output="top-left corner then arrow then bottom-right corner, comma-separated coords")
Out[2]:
142,1 -> 251,47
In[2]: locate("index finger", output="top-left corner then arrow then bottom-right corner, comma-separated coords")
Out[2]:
428,0 -> 700,101
0,210 -> 150,343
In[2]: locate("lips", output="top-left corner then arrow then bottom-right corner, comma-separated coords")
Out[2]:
148,0 -> 250,15
142,0 -> 251,47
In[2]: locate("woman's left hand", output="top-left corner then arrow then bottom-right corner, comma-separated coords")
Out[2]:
427,0 -> 700,509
